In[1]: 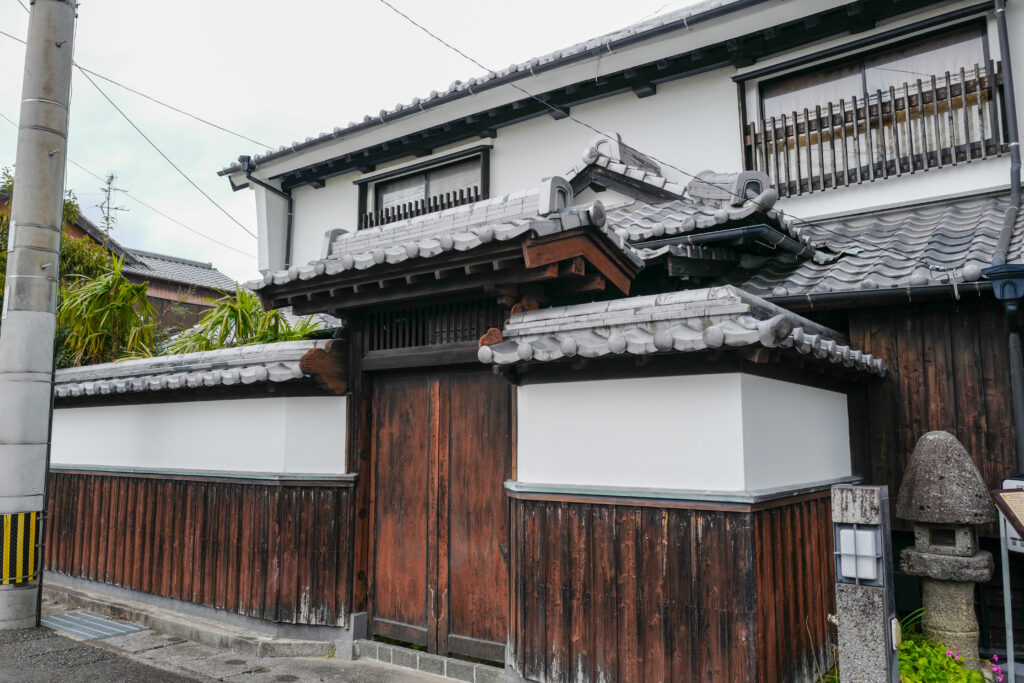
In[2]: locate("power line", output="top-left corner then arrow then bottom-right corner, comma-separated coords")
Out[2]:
75,65 -> 258,239
0,110 -> 257,258
373,0 -> 956,278
75,65 -> 270,148
0,16 -> 269,148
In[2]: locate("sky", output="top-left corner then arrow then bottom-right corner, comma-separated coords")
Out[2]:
0,0 -> 697,282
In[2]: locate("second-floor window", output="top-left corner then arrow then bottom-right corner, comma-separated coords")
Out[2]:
360,153 -> 486,229
742,22 -> 1011,197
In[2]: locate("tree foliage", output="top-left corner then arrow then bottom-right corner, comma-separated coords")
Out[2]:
0,168 -> 111,304
162,286 -> 321,355
57,257 -> 158,366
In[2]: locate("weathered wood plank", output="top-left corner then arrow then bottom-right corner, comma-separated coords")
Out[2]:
43,472 -> 354,627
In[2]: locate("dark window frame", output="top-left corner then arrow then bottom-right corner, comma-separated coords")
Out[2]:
753,18 -> 991,124
355,146 -> 491,228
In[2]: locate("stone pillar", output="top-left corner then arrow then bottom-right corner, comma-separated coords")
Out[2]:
896,431 -> 997,667
832,485 -> 900,683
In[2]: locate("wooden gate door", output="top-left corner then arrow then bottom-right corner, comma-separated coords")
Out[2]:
370,368 -> 512,662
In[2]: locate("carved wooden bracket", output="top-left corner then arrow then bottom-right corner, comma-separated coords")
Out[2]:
299,340 -> 349,395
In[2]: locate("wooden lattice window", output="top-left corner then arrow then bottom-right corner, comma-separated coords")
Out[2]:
742,22 -> 1010,196
363,299 -> 503,352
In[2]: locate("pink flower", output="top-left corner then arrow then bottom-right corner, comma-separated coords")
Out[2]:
946,651 -> 953,657
994,654 -> 1000,662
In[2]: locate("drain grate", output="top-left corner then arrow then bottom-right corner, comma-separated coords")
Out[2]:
42,610 -> 148,640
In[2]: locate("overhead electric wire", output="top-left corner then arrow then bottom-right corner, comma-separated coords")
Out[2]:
373,0 -> 958,279
0,15 -> 269,148
0,110 -> 257,258
75,66 -> 258,240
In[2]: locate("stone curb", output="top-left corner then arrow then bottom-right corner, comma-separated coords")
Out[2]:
351,639 -> 507,682
43,580 -> 335,659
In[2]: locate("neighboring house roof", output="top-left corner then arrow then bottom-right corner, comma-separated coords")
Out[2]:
218,0 -> 759,175
246,180 -> 639,292
54,340 -> 326,398
122,248 -> 236,292
478,284 -> 885,375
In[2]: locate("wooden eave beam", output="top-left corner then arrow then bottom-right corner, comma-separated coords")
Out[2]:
289,262 -> 560,314
521,229 -> 640,295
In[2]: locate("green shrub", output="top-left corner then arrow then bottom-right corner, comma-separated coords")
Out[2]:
898,632 -> 1005,682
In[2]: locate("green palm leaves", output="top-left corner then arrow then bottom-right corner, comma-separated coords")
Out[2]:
163,286 -> 321,354
57,256 -> 158,366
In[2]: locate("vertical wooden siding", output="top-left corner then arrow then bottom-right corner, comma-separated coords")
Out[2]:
754,496 -> 836,683
44,471 -> 355,626
508,495 -> 835,683
847,300 -> 1017,527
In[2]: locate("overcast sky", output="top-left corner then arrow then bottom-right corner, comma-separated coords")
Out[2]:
0,0 -> 696,281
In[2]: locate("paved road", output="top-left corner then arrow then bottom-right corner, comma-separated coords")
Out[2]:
0,627 -> 201,683
2,618 -> 445,682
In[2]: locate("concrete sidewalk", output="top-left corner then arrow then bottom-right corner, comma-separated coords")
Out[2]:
2,595 -> 446,682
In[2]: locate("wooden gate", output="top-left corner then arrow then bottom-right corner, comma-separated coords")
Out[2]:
370,368 -> 512,662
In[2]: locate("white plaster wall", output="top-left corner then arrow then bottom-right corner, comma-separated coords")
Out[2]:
51,396 -> 347,475
280,70 -> 740,270
739,374 -> 851,491
487,69 -> 743,197
516,373 -> 851,492
516,374 -> 747,491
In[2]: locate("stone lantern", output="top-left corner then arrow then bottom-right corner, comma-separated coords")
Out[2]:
896,431 -> 996,665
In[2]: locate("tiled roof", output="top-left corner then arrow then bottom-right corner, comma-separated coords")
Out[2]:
247,178 -> 641,291
123,248 -> 236,292
566,135 -> 815,250
219,0 -> 753,175
54,340 -> 327,398
716,191 -> 1024,297
478,285 -> 885,375
570,137 -> 1017,296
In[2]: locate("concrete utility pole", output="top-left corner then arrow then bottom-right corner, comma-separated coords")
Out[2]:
0,0 -> 77,630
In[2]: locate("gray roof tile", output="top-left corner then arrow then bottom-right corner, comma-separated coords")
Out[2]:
248,178 -> 641,291
54,340 -> 327,398
715,191 -> 1022,297
478,285 -> 884,375
123,249 -> 237,292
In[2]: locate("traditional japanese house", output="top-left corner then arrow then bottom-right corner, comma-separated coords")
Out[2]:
42,0 -> 1024,681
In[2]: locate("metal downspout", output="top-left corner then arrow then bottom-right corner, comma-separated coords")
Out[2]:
984,0 -> 1024,477
992,0 -> 1021,267
239,155 -> 294,270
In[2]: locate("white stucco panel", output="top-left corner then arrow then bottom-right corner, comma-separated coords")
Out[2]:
517,374 -> 747,491
739,374 -> 851,491
52,396 -> 347,475
516,373 -> 851,493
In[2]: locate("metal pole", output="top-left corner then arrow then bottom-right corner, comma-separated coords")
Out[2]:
1000,512 -> 1016,680
0,0 -> 77,630
1008,321 -> 1024,475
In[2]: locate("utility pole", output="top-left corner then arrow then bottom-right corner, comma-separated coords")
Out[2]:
96,172 -> 128,235
0,0 -> 77,630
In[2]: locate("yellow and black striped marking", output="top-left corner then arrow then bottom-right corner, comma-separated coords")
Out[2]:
1,512 -> 38,585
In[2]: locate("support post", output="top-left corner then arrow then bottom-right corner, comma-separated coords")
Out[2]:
832,485 -> 900,683
0,0 -> 77,630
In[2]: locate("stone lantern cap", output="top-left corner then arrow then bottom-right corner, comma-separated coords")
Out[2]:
895,431 -> 997,525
